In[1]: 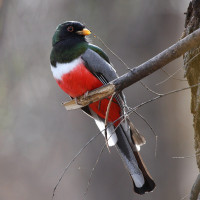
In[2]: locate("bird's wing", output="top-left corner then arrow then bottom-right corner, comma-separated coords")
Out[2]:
81,48 -> 145,147
81,48 -> 118,83
81,48 -> 125,113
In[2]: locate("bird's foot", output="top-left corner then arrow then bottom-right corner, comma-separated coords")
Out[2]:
84,91 -> 89,98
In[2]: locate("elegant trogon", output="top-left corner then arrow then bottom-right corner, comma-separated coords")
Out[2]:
50,21 -> 155,194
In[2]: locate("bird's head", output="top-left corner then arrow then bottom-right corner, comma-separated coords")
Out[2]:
52,21 -> 91,46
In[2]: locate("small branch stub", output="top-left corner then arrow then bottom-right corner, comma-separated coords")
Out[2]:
63,84 -> 116,110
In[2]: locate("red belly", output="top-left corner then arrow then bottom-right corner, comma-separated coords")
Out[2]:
56,63 -> 121,126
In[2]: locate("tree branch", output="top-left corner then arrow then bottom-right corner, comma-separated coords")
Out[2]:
63,27 -> 200,110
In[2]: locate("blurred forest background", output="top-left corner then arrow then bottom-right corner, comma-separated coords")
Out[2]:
0,0 -> 196,200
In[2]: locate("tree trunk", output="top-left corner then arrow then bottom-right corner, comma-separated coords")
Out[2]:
183,0 -> 200,171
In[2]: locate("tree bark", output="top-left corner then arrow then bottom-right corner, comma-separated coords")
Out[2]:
183,1 -> 200,199
184,0 -> 200,172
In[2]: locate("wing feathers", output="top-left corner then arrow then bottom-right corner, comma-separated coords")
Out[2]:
81,49 -> 118,82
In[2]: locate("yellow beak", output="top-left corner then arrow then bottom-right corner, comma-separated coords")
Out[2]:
76,28 -> 91,36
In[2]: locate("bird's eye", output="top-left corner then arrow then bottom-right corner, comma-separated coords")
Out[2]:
67,26 -> 74,32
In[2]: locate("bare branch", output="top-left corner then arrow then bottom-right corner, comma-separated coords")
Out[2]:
63,28 -> 200,110
63,84 -> 115,110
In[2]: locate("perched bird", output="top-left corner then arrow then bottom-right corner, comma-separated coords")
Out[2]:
50,21 -> 155,194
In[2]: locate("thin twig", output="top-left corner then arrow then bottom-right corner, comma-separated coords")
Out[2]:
161,68 -> 186,81
122,84 -> 200,159
185,51 -> 200,69
132,83 -> 200,111
96,83 -> 200,147
51,132 -> 101,200
111,83 -> 200,151
82,144 -> 106,200
172,155 -> 196,159
172,152 -> 200,159
131,110 -> 158,157
140,81 -> 161,95
104,83 -> 200,141
93,33 -> 131,70
51,113 -> 126,200
156,66 -> 185,85
158,51 -> 200,86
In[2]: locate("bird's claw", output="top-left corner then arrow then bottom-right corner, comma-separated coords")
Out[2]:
84,91 -> 89,98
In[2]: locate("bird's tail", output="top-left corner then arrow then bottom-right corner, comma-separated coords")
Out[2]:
90,108 -> 155,194
115,124 -> 155,194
